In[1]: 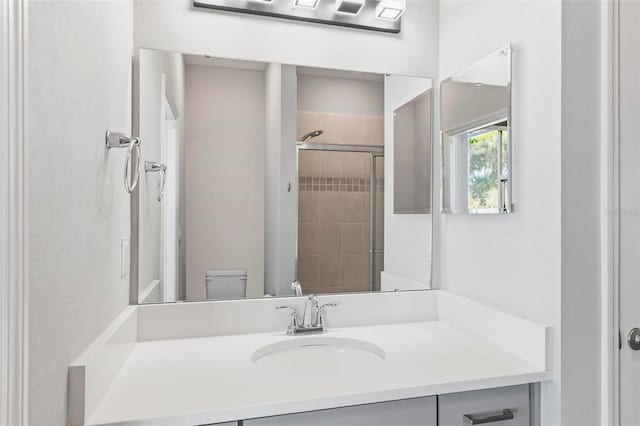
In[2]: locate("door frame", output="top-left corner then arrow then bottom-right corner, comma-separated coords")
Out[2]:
0,0 -> 29,424
606,0 -> 619,424
159,83 -> 179,303
370,152 -> 384,292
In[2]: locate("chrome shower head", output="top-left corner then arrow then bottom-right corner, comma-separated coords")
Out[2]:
300,130 -> 323,142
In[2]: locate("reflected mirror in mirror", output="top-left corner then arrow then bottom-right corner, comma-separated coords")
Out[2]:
135,48 -> 433,304
392,80 -> 432,214
441,44 -> 512,214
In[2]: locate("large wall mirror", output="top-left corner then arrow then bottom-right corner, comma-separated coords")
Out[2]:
134,48 -> 433,304
441,44 -> 512,214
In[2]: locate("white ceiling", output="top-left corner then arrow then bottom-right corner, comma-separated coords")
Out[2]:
182,56 -> 384,82
452,47 -> 510,87
296,65 -> 384,82
183,54 -> 267,71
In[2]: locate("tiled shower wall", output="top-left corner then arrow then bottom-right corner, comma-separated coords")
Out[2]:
297,111 -> 384,295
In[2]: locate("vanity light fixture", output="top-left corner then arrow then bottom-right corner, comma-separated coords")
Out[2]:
375,0 -> 406,21
294,0 -> 320,8
335,0 -> 365,15
194,0 -> 402,33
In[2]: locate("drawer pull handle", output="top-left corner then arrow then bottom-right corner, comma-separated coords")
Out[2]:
463,409 -> 514,424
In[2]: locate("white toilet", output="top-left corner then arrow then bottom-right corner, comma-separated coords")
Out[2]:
205,269 -> 248,300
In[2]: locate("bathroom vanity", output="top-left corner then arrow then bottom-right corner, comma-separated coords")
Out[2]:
69,291 -> 550,426
65,38 -> 547,426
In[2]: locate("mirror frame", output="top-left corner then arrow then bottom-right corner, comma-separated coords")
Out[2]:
439,43 -> 513,215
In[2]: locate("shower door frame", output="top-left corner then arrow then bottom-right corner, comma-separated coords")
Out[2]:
370,152 -> 384,292
296,142 -> 384,293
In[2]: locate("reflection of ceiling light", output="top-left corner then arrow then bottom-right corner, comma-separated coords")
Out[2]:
294,0 -> 320,8
336,0 -> 365,15
376,0 -> 406,21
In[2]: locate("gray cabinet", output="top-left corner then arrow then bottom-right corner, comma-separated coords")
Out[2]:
244,397 -> 437,426
438,385 -> 530,426
201,385 -> 533,426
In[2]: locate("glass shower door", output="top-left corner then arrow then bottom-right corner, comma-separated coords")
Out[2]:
297,145 -> 384,295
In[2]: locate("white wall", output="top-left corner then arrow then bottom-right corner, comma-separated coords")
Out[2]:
133,1 -> 438,87
27,1 -> 133,425
438,1 -> 562,425
185,64 -> 266,300
561,1 -> 602,425
137,49 -> 185,301
264,63 -> 298,297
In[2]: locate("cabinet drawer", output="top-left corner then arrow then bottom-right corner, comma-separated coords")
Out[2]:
244,397 -> 437,426
438,385 -> 530,426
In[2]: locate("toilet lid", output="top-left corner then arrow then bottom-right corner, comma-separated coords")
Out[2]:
205,269 -> 247,278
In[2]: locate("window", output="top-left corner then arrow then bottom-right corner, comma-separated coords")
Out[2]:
467,123 -> 509,211
450,120 -> 509,213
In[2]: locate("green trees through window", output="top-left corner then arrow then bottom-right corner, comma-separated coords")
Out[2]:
468,127 -> 509,210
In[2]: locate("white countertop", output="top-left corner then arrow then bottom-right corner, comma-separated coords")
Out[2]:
87,321 -> 550,426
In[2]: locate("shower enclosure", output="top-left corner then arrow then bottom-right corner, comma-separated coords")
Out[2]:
296,142 -> 384,295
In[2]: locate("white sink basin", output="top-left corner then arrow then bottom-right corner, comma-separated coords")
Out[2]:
252,336 -> 386,376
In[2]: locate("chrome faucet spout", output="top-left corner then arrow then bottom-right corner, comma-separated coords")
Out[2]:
302,295 -> 319,328
275,296 -> 339,335
291,280 -> 303,297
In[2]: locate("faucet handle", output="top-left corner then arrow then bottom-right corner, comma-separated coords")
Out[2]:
275,306 -> 299,335
318,302 -> 339,331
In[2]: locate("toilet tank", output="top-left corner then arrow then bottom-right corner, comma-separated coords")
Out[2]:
205,269 -> 248,300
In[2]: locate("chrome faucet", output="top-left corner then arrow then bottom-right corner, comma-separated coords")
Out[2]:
302,294 -> 319,328
291,280 -> 303,296
276,295 -> 338,335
